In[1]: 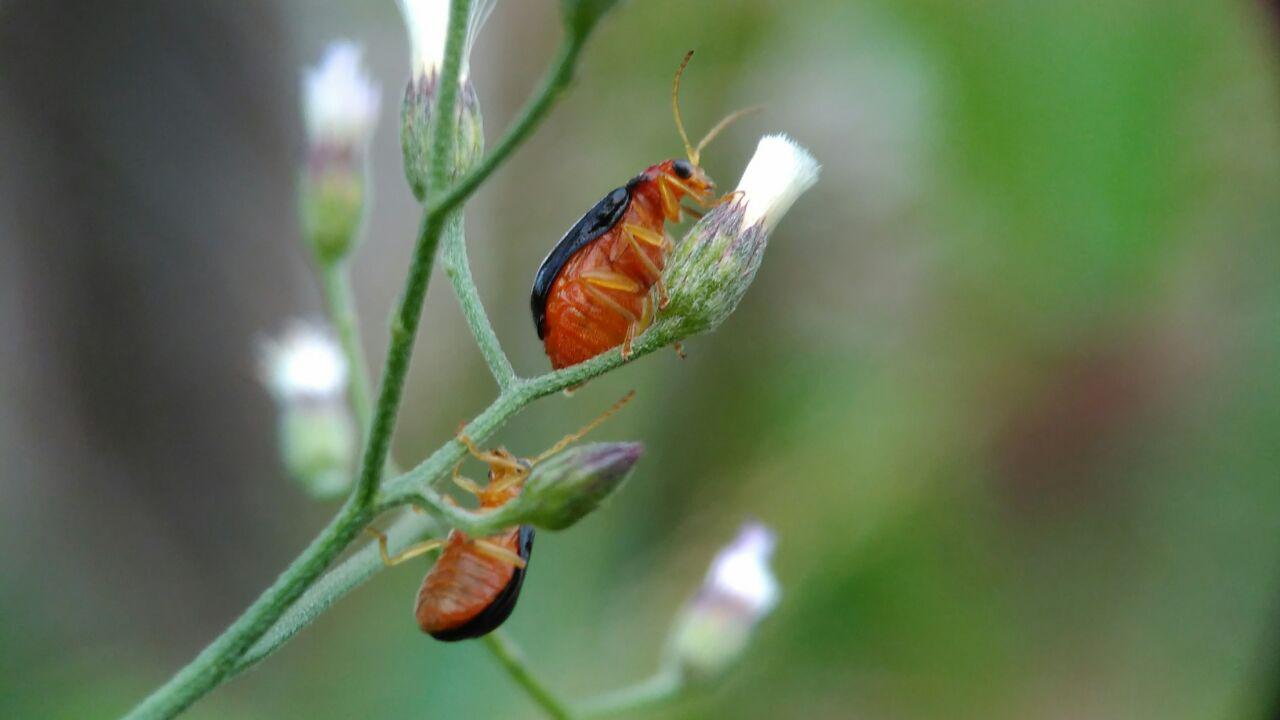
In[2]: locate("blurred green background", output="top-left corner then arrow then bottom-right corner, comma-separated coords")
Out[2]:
2,0 -> 1280,717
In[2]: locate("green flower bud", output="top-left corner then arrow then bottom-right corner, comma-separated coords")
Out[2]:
518,442 -> 643,530
300,42 -> 380,263
397,0 -> 493,201
663,134 -> 820,337
278,403 -> 356,499
259,322 -> 356,500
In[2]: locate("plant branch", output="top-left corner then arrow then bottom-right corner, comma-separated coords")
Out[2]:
442,213 -> 518,389
319,262 -> 375,431
229,510 -> 439,675
427,36 -> 584,220
483,631 -> 575,720
352,0 -> 472,510
122,500 -> 373,719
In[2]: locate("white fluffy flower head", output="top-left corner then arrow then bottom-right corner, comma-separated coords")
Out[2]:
259,322 -> 348,402
303,41 -> 381,147
397,0 -> 494,81
734,134 -> 821,234
703,521 -> 780,616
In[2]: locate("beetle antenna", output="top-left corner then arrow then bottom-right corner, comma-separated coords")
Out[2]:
696,105 -> 764,157
672,50 -> 699,165
530,390 -> 636,465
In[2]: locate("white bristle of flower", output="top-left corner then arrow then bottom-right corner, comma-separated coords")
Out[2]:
259,323 -> 348,402
734,134 -> 821,234
397,0 -> 494,81
303,41 -> 381,146
704,522 -> 780,616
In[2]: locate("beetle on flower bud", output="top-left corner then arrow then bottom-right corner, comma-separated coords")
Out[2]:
299,42 -> 381,264
397,0 -> 494,200
258,322 -> 356,499
531,52 -> 761,369
368,393 -> 637,641
668,522 -> 780,681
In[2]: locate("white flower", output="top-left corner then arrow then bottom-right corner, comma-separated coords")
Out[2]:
397,0 -> 495,81
258,322 -> 348,402
700,522 -> 780,616
734,134 -> 822,234
662,135 -> 820,336
303,41 -> 381,148
668,522 -> 780,680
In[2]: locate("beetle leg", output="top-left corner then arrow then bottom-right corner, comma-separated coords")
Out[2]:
673,342 -> 687,359
622,295 -> 654,359
452,463 -> 484,496
680,204 -> 705,221
471,539 -> 527,569
581,278 -> 639,323
457,432 -> 524,473
623,227 -> 664,286
366,527 -> 444,567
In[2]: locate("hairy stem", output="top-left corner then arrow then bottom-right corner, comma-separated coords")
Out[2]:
319,262 -> 375,430
122,500 -> 373,719
428,37 -> 584,220
230,510 -> 438,674
351,0 -> 472,510
442,213 -> 518,389
484,631 -> 575,720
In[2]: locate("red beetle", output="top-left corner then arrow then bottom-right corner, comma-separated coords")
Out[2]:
368,392 -> 633,641
531,52 -> 754,369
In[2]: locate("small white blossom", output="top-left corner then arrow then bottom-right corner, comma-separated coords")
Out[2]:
303,41 -> 381,149
701,522 -> 780,615
397,0 -> 494,81
259,322 -> 348,403
734,134 -> 822,234
669,522 -> 780,680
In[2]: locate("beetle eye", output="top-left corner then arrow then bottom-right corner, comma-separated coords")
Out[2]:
672,159 -> 693,179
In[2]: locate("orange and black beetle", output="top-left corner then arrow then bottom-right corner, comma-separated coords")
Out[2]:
368,393 -> 633,641
531,52 -> 754,369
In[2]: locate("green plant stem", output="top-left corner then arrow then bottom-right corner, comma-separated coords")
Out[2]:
351,0 -> 472,510
319,262 -> 375,431
442,213 -> 517,389
427,37 -> 584,221
230,510 -> 438,675
122,500 -> 373,719
484,631 -> 575,720
577,666 -> 684,718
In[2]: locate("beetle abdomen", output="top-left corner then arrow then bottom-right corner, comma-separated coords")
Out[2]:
416,525 -> 535,641
541,183 -> 670,369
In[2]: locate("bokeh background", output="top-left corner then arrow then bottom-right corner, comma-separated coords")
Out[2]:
3,0 -> 1279,717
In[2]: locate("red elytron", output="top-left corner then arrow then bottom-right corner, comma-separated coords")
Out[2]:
531,52 -> 754,369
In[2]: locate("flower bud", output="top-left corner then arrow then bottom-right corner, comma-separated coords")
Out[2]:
663,134 -> 820,336
259,322 -> 356,499
397,0 -> 493,201
518,442 -> 643,530
668,522 -> 780,682
300,42 -> 381,264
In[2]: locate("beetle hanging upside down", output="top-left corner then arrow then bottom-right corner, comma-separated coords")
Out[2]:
531,52 -> 757,369
368,392 -> 634,641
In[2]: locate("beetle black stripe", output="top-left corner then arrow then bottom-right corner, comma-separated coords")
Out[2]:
428,525 -> 536,642
530,184 -> 634,339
